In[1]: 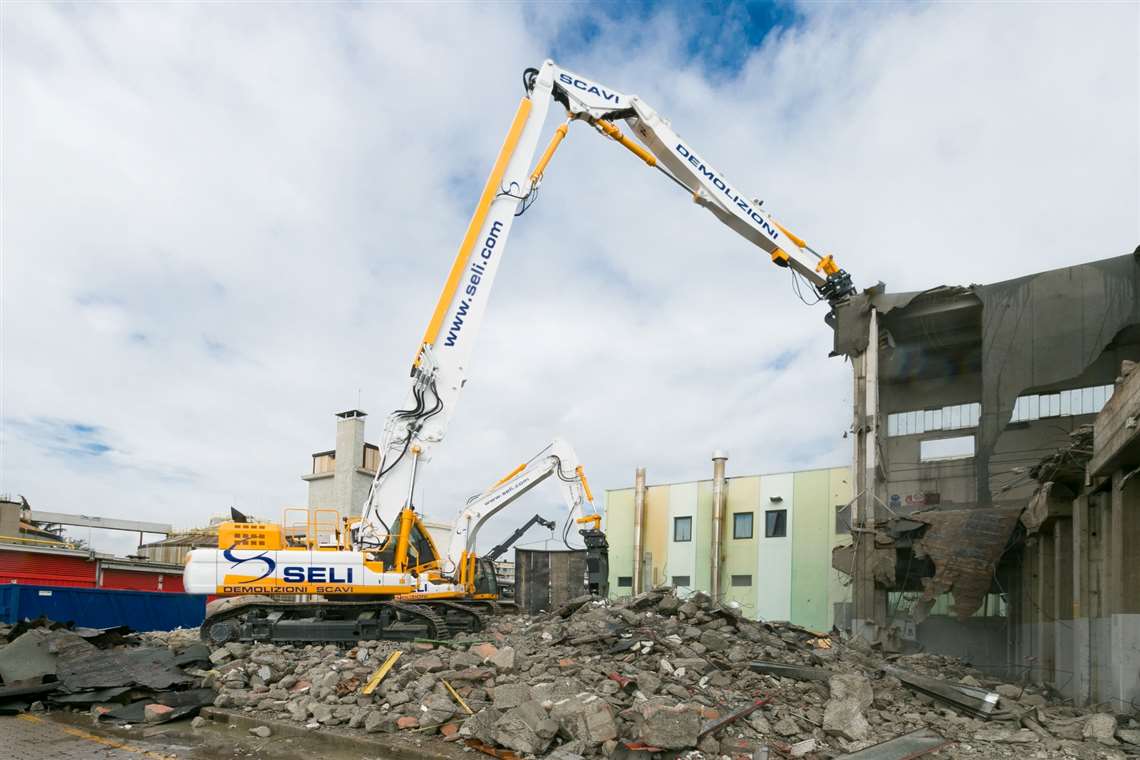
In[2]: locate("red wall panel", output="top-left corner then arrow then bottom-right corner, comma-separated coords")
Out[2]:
0,551 -> 97,587
101,569 -> 183,592
101,569 -> 161,591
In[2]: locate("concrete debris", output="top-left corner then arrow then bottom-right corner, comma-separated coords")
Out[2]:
131,586 -> 1132,760
823,672 -> 873,741
1083,713 -> 1119,746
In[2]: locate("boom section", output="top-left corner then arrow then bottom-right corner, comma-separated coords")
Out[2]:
358,66 -> 557,543
445,437 -> 596,573
537,61 -> 854,304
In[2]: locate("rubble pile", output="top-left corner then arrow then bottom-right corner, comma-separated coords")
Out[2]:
203,590 -> 1140,759
0,618 -> 214,722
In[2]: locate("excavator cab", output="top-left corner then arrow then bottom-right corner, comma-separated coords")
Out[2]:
472,556 -> 501,598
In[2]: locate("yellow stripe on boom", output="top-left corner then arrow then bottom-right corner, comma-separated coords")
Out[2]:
418,98 -> 533,358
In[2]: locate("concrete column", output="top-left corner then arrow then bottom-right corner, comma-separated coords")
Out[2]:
851,309 -> 886,637
1107,473 -> 1140,710
1071,494 -> 1091,705
1109,472 -> 1125,616
1020,542 -> 1037,681
334,410 -> 367,518
1120,477 -> 1140,613
1036,531 -> 1055,685
1053,517 -> 1074,696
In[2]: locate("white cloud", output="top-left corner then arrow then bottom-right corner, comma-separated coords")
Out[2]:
1,2 -> 1136,558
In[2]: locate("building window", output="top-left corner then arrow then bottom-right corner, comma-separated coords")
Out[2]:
731,574 -> 752,587
672,575 -> 691,587
362,444 -> 380,472
886,384 -> 1115,437
312,452 -> 335,475
835,504 -> 851,535
733,512 -> 753,539
674,516 -> 692,542
617,576 -> 633,588
919,435 -> 975,462
765,509 -> 787,538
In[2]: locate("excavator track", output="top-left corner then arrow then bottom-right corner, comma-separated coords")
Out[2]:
200,597 -> 450,645
420,599 -> 487,634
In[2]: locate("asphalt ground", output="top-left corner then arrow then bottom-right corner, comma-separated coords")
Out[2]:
1,709 -> 464,760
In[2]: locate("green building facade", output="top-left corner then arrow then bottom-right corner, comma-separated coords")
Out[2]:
604,465 -> 853,632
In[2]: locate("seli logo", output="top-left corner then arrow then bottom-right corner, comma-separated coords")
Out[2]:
223,549 -> 356,584
557,73 -> 621,105
223,548 -> 276,583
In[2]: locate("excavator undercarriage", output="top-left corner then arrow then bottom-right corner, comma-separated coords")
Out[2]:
197,554 -> 510,645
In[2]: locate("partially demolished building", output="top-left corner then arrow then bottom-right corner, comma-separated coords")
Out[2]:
834,251 -> 1140,709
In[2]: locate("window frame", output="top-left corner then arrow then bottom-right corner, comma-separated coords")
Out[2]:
732,511 -> 754,539
764,509 -> 788,538
673,516 -> 693,543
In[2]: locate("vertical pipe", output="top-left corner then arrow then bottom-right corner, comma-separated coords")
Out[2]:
711,451 -> 728,600
633,467 -> 646,594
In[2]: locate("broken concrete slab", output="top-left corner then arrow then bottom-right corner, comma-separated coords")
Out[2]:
632,702 -> 700,749
493,701 -> 558,754
0,628 -> 96,683
59,646 -> 195,690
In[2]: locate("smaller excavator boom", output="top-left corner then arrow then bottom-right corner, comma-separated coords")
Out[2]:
483,514 -> 556,562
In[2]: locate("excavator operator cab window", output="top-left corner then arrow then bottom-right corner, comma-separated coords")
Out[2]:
474,558 -> 499,597
407,523 -> 435,569
371,536 -> 397,570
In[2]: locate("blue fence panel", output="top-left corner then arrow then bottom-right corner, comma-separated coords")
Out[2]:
0,584 -> 205,631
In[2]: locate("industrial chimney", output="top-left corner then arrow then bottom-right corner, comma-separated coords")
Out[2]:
710,450 -> 728,600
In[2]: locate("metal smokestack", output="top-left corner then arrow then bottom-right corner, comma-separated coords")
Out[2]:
632,467 -> 647,594
711,450 -> 728,600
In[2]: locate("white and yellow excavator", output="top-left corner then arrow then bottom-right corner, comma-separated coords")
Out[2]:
183,60 -> 853,644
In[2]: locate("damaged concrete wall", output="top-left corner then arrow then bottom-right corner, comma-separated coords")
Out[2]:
974,255 -> 1140,505
838,252 -> 1140,513
835,252 -> 1140,707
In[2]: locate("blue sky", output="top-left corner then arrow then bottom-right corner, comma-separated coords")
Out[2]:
549,1 -> 801,76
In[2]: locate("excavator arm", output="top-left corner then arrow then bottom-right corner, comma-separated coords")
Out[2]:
444,437 -> 599,592
483,514 -> 556,562
531,62 -> 854,303
357,60 -> 855,552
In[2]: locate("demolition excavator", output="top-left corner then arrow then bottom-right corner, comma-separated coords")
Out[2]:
183,60 -> 854,644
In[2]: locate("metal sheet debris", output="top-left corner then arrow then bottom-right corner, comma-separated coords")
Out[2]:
749,661 -> 832,682
49,686 -> 134,705
698,698 -> 767,739
885,666 -> 998,719
834,727 -> 951,759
